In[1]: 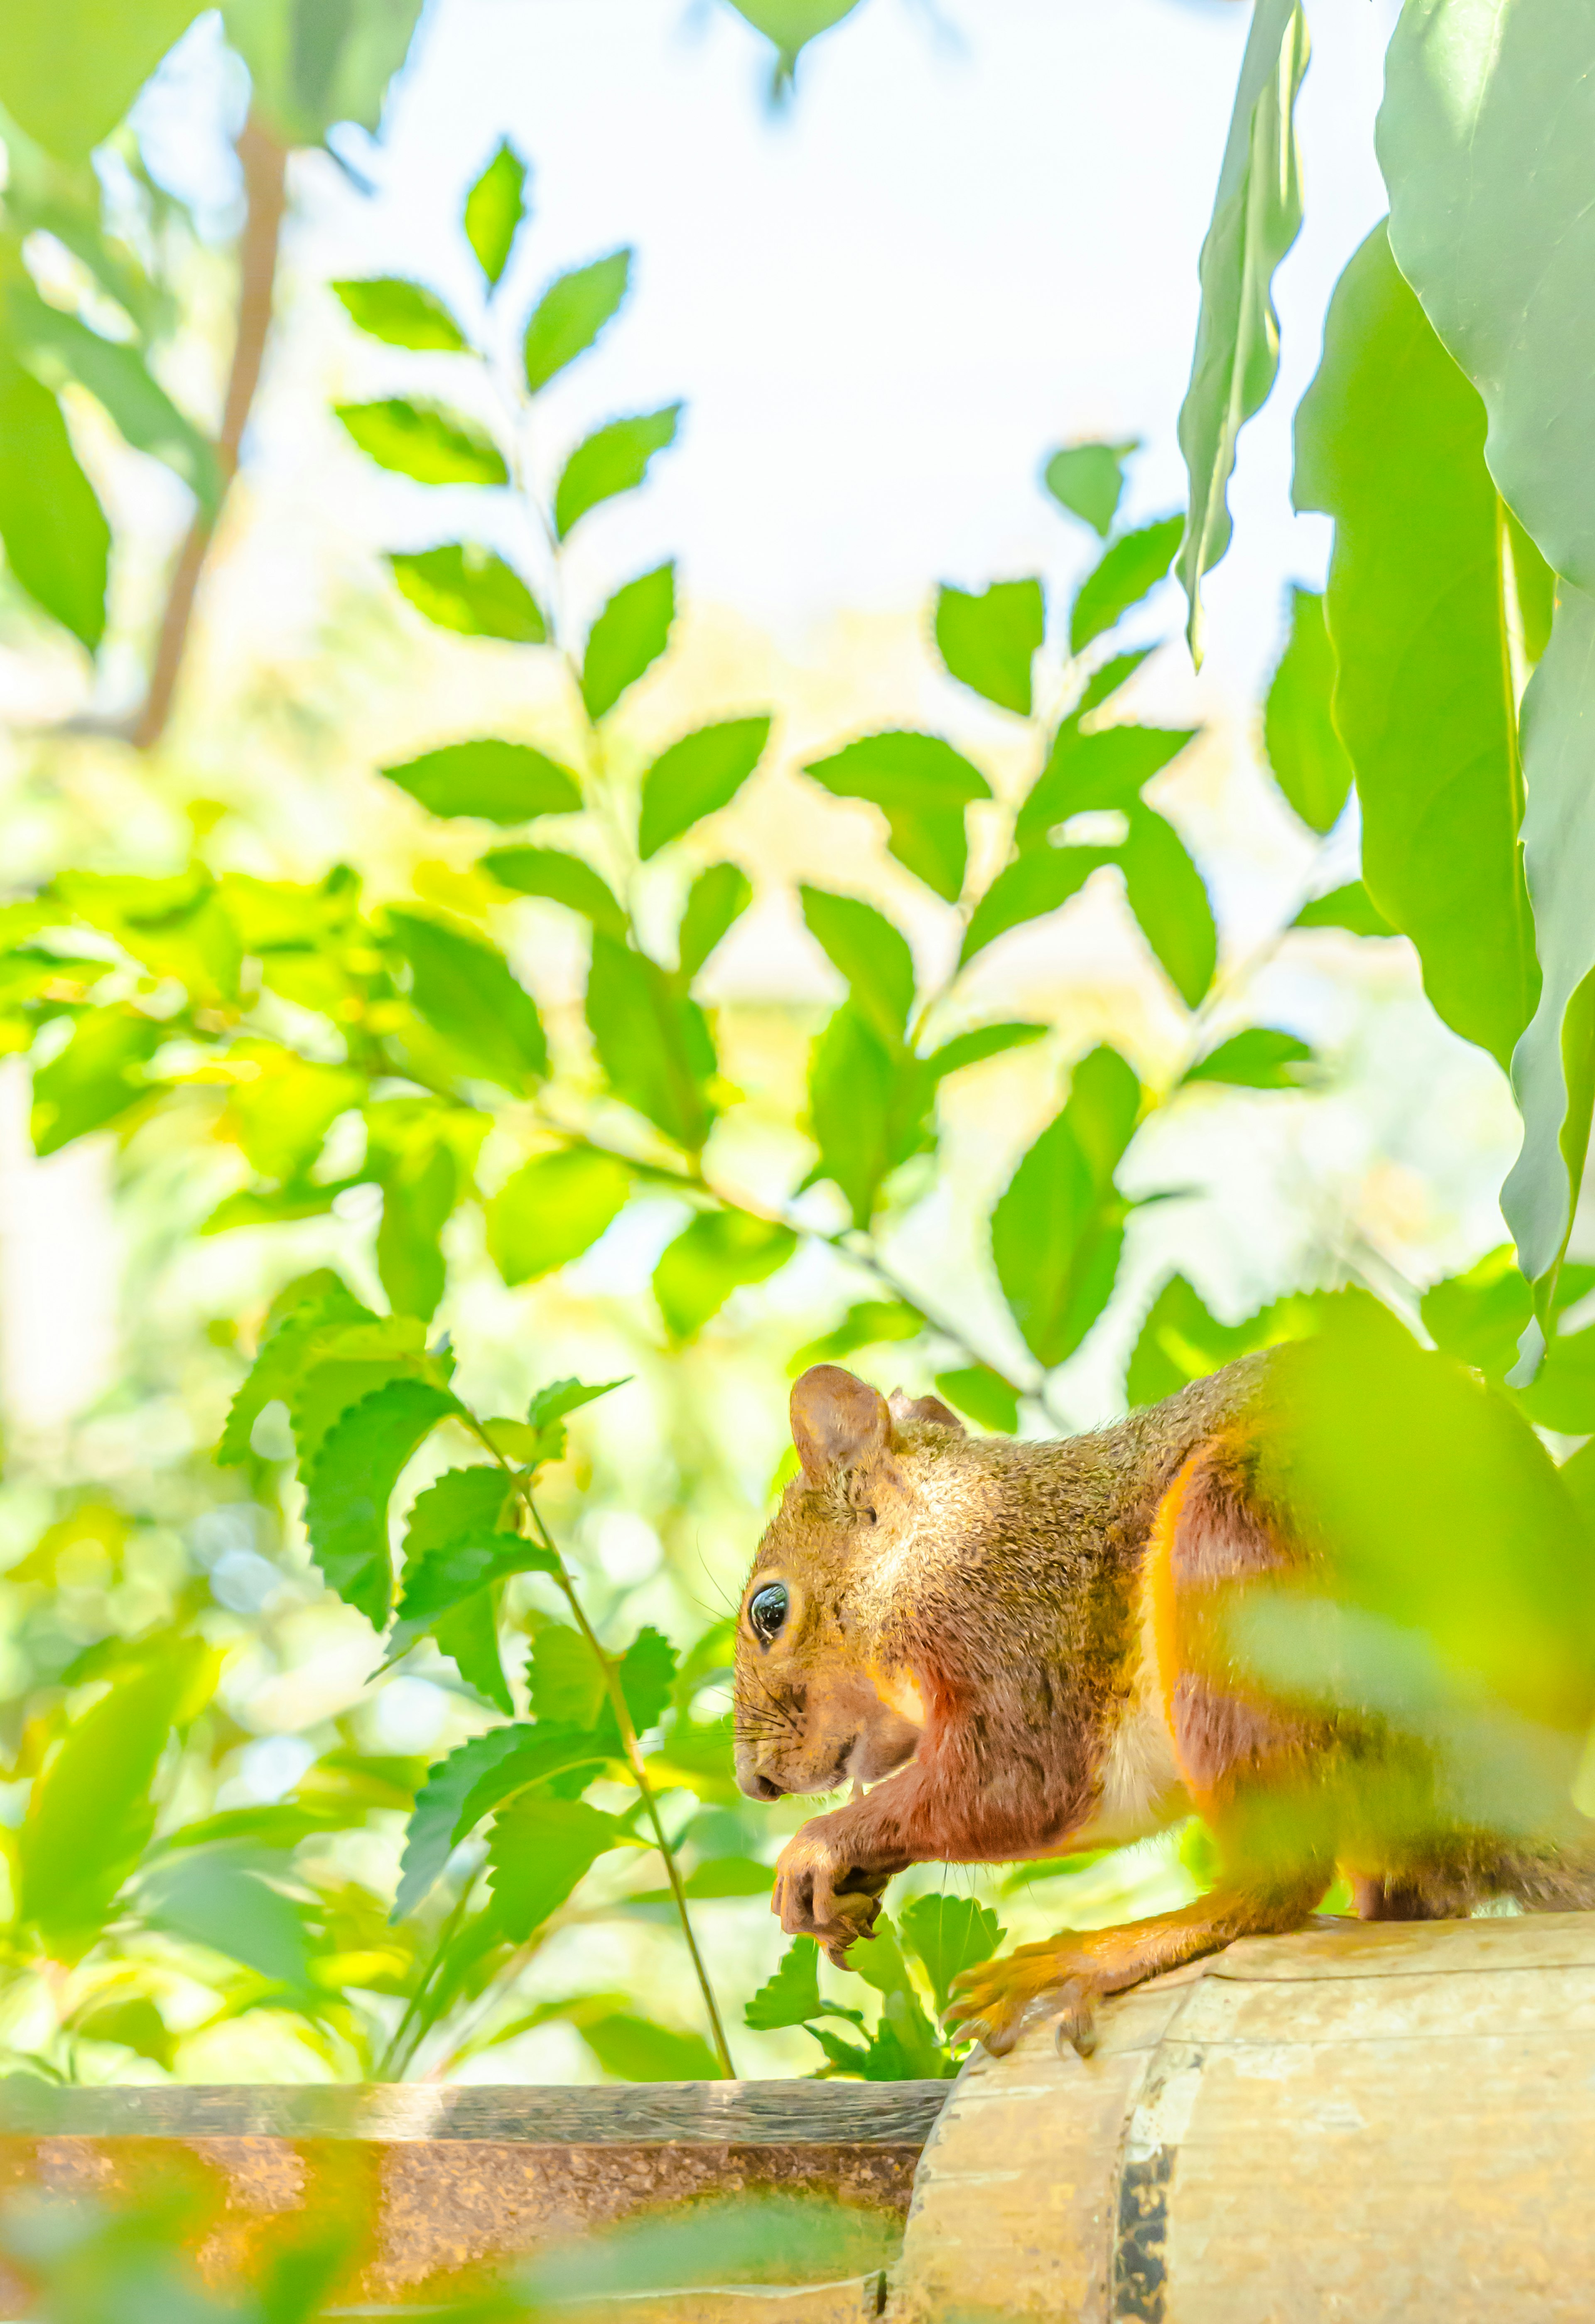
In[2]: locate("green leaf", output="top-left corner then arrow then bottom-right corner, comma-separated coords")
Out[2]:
959,848 -> 1114,968
8,290 -> 221,513
1125,1276 -> 1326,1410
581,563 -> 676,721
528,1374 -> 628,1436
332,278 -> 468,353
371,1130 -> 459,1327
1043,442 -> 1136,538
800,888 -> 915,1048
613,1626 -> 678,1737
1069,515 -> 1184,655
807,1004 -> 895,1229
1291,882 -> 1394,939
218,0 -> 423,145
383,739 -> 577,823
19,1644 -> 208,1958
302,1378 -> 464,1627
464,140 -> 528,290
29,1007 -> 160,1153
387,908 -> 547,1091
219,1272 -> 370,1465
1293,223 -> 1537,1074
1015,722 -> 1195,851
487,1148 -> 631,1287
0,359 -> 109,649
336,400 -> 507,486
1262,586 -> 1353,834
523,251 -> 633,394
991,1045 -> 1141,1368
921,1023 -> 1047,1080
1175,0 -> 1308,661
136,1843 -> 311,1991
482,847 -> 628,936
289,1319 -> 444,1477
488,1796 -> 625,1941
933,579 -> 1044,716
726,0 -> 864,75
844,1917 -> 947,2076
1422,1247 -> 1533,1385
1502,588 -> 1595,1319
745,1936 -> 823,2031
555,405 -> 682,540
1507,509 -> 1556,666
897,1895 -> 1004,2017
793,1301 -> 923,1369
586,934 -> 716,1149
677,863 -> 753,984
638,718 -> 772,859
577,2012 -> 718,2082
395,1726 -> 547,1916
1183,1027 -> 1316,1090
388,1467 -> 553,1708
385,545 -> 548,644
932,1367 -> 1018,1434
1121,807 -> 1216,1009
1077,648 -> 1153,718
654,1210 -> 798,1341
530,1625 -> 607,1729
804,732 -> 991,903
0,0 -> 203,160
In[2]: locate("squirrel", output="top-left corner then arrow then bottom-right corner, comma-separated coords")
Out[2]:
733,1358 -> 1595,2056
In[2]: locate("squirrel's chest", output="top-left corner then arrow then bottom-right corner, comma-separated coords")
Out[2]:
1073,1568 -> 1191,1848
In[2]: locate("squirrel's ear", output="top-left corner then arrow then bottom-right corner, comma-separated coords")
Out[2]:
888,1388 -> 966,1434
790,1365 -> 891,1486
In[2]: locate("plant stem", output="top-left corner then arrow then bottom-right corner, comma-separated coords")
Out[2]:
133,114 -> 287,751
376,1873 -> 477,2081
464,1418 -> 736,2078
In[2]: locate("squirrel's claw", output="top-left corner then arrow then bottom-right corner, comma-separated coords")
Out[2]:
771,1823 -> 886,1962
946,1938 -> 1103,2057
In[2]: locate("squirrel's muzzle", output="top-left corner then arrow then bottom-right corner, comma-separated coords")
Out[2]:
736,1760 -> 787,1802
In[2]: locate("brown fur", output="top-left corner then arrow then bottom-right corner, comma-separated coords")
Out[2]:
734,1359 -> 1595,2053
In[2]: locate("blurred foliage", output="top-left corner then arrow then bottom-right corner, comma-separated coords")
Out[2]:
0,0 -> 1589,2096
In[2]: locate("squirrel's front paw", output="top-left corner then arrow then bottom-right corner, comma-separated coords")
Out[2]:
772,1823 -> 885,1966
945,1934 -> 1102,2059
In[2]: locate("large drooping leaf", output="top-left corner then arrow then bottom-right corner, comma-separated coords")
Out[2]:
1501,587 -> 1595,1324
586,935 -> 716,1150
487,1147 -> 632,1286
383,739 -> 578,822
0,0 -> 204,160
1175,0 -> 1308,659
582,563 -> 676,720
0,360 -> 110,650
1262,586 -> 1353,834
464,141 -> 529,291
653,1210 -> 798,1340
638,718 -> 771,858
991,1045 -> 1142,1368
799,888 -> 915,1047
9,292 -> 221,511
387,908 -> 548,1090
804,733 -> 991,902
554,406 -> 682,539
523,251 -> 633,394
302,1377 -> 464,1626
1293,223 -> 1537,1073
386,544 -> 547,643
933,579 -> 1044,716
219,0 -> 425,145
336,400 -> 507,486
332,278 -> 469,353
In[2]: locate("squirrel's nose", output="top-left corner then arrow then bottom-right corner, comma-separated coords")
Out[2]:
735,1756 -> 785,1802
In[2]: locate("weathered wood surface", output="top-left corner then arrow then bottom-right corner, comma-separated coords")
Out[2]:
0,2080 -> 947,2320
890,1910 -> 1595,2323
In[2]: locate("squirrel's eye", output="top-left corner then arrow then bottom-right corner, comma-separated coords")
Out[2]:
748,1583 -> 789,1643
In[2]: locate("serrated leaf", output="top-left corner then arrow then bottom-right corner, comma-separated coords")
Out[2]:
386,546 -> 548,645
1069,515 -> 1184,654
0,356 -> 109,650
581,562 -> 676,721
555,405 -> 682,540
677,863 -> 752,984
388,1467 -> 554,1703
933,578 -> 1044,715
384,739 -> 578,823
523,250 -> 633,394
336,399 -> 507,486
527,1375 -> 628,1433
218,1271 -> 374,1465
1292,882 -> 1394,939
1176,0 -> 1308,660
1263,586 -> 1352,835
388,907 -> 547,1090
481,846 -> 627,936
638,718 -> 772,859
612,1626 -> 677,1737
1121,805 -> 1217,1008
488,1796 -> 627,1941
1043,441 -> 1136,537
804,732 -> 991,903
897,1894 -> 1004,2016
288,1318 -> 442,1475
800,887 -> 915,1047
464,140 -> 528,290
1183,1028 -> 1315,1090
1015,722 -> 1195,852
395,1726 -> 541,1918
303,1378 -> 464,1627
991,1045 -> 1141,1368
959,847 -> 1114,968
332,277 -> 468,353
586,933 -> 716,1149
932,1366 -> 1018,1434
922,1023 -> 1046,1080
653,1210 -> 797,1341
744,1936 -> 823,2031
487,1148 -> 631,1287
